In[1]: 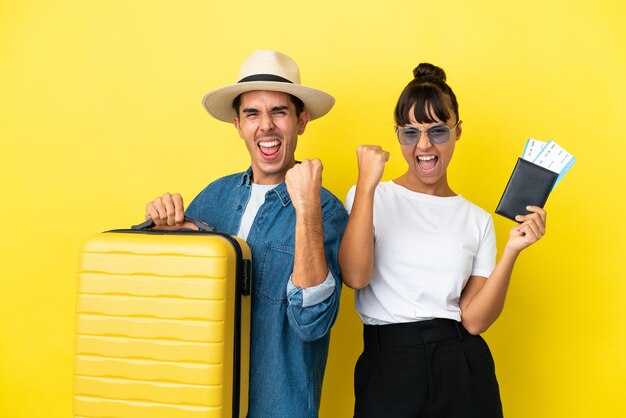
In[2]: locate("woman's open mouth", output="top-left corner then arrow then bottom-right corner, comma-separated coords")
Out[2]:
416,155 -> 438,174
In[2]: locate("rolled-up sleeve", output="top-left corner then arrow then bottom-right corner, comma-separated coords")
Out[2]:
285,271 -> 340,342
287,271 -> 336,307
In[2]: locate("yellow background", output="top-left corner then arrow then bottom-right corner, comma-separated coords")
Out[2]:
1,1 -> 625,417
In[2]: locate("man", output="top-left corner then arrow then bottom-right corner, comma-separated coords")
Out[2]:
145,50 -> 348,418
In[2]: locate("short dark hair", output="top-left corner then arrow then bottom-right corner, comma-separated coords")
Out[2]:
394,63 -> 459,127
232,92 -> 304,117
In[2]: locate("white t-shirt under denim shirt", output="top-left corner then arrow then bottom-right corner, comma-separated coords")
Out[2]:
237,183 -> 277,240
345,181 -> 496,325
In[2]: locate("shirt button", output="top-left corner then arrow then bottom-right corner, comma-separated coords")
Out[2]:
237,205 -> 242,210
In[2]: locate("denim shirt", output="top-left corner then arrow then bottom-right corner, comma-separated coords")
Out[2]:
185,167 -> 348,418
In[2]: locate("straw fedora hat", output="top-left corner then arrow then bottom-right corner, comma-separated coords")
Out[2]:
202,50 -> 335,122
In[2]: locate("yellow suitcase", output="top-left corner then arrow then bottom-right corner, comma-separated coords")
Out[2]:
73,219 -> 251,418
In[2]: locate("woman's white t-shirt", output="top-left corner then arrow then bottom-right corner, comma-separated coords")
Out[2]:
345,181 -> 496,325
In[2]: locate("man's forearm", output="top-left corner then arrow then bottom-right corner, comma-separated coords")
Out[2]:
291,204 -> 329,288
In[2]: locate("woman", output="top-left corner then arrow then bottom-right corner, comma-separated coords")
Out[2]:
338,63 -> 546,418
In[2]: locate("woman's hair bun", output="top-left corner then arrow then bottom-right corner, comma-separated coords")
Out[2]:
413,63 -> 446,82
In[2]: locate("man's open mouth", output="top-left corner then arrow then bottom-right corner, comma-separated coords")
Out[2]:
259,139 -> 281,160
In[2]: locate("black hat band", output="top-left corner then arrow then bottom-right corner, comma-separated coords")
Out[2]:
238,74 -> 293,84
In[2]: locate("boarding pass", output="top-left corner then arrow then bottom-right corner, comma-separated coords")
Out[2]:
522,138 -> 575,187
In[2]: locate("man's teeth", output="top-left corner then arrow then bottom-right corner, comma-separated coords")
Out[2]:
259,140 -> 280,148
418,155 -> 436,161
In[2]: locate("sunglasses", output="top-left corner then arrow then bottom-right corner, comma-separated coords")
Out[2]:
395,120 -> 462,146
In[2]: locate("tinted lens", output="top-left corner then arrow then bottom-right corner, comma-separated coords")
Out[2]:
397,127 -> 420,145
396,125 -> 452,145
427,126 -> 451,144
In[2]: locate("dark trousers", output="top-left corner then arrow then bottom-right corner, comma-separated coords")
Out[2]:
353,319 -> 504,418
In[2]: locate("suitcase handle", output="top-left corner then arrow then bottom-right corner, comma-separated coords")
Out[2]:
131,216 -> 215,232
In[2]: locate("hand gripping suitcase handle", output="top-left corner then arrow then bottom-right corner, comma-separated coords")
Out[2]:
131,216 -> 215,232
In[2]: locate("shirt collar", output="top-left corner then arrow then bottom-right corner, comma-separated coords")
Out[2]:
238,167 -> 253,187
271,183 -> 292,207
237,167 -> 292,207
